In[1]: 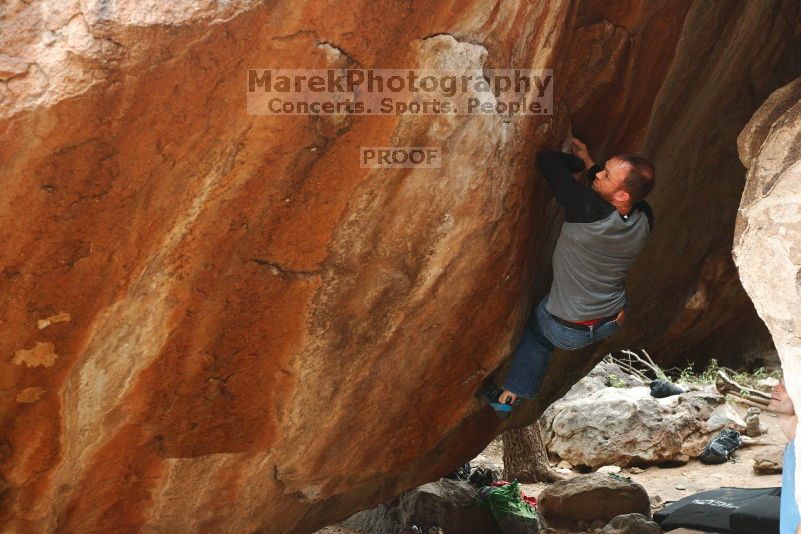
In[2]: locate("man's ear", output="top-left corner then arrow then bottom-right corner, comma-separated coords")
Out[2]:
614,188 -> 631,204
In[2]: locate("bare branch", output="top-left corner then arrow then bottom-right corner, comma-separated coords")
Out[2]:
716,370 -> 770,407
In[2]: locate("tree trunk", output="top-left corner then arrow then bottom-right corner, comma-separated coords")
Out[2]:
502,421 -> 565,483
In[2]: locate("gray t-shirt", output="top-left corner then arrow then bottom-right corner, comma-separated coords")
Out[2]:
536,151 -> 654,321
548,209 -> 650,320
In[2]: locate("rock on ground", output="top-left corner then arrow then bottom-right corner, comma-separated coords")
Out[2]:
598,466 -> 623,475
753,446 -> 785,475
342,479 -> 501,534
538,473 -> 650,528
601,513 -> 661,534
542,364 -> 745,468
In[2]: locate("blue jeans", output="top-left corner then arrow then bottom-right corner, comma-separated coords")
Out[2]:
781,438 -> 800,534
502,293 -> 623,399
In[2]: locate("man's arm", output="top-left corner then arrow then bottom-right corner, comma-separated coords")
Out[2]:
778,413 -> 798,441
536,150 -> 611,223
572,137 -> 603,186
586,163 -> 602,185
570,137 -> 597,177
769,384 -> 797,441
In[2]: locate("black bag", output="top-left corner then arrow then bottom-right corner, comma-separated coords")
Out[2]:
469,466 -> 500,487
444,462 -> 472,481
730,490 -> 781,533
654,486 -> 780,533
649,379 -> 685,398
699,429 -> 743,464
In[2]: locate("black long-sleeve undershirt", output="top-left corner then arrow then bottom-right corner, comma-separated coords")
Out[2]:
536,150 -> 654,229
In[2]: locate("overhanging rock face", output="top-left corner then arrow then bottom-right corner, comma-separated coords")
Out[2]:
0,1 -> 799,532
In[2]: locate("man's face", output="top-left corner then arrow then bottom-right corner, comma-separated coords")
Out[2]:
768,383 -> 795,415
592,157 -> 631,204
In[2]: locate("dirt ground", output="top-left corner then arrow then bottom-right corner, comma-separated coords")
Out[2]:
316,400 -> 787,533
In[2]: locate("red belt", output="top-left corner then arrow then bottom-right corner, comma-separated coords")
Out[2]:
572,317 -> 609,326
553,312 -> 619,328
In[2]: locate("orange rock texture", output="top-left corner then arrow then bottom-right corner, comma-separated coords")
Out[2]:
0,1 -> 799,532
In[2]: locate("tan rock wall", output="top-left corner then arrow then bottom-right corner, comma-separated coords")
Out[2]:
734,77 -> 801,507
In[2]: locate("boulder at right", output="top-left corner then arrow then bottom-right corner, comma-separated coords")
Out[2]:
733,78 -> 801,447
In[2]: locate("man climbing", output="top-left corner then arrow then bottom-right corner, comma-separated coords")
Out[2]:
481,137 -> 655,417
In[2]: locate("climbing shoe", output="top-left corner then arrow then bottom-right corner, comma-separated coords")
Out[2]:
478,381 -> 520,418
